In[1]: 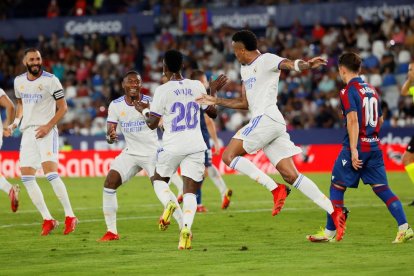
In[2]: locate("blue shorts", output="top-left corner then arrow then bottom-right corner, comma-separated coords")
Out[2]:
204,149 -> 212,167
331,149 -> 388,188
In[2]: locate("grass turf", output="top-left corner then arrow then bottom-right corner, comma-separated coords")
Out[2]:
0,172 -> 413,275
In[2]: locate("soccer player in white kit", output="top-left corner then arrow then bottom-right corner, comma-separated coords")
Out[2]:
196,30 -> 346,240
135,50 -> 225,249
0,88 -> 20,212
99,71 -> 183,241
10,48 -> 77,236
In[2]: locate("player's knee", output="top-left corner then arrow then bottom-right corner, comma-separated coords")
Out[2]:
222,149 -> 236,166
281,172 -> 298,185
104,170 -> 122,189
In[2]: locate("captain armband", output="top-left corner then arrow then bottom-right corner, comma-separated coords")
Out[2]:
53,89 -> 65,100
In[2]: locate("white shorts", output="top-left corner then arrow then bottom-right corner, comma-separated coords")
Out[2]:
156,149 -> 205,182
233,115 -> 302,166
20,127 -> 59,169
110,151 -> 156,183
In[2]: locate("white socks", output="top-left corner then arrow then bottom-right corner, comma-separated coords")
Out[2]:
0,175 -> 12,194
207,166 -> 227,196
46,173 -> 75,217
293,174 -> 334,214
21,175 -> 53,220
182,193 -> 197,229
230,156 -> 277,191
170,172 -> 184,195
103,188 -> 118,234
153,180 -> 183,229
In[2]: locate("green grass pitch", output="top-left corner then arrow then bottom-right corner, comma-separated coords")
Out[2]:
0,172 -> 413,275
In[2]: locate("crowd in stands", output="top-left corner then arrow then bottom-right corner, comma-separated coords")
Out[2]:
0,0 -> 413,136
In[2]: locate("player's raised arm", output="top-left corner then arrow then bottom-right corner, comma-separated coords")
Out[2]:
279,56 -> 327,72
196,82 -> 249,110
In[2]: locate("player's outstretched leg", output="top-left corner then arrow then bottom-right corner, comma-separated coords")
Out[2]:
372,184 -> 413,243
0,175 -> 20,212
307,184 -> 348,242
228,156 -> 288,215
46,172 -> 77,235
224,139 -> 290,216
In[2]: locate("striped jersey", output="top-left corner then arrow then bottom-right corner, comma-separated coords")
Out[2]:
14,71 -> 64,131
107,94 -> 158,156
339,77 -> 382,152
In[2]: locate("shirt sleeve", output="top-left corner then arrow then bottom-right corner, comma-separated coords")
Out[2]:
263,53 -> 286,72
150,87 -> 164,117
107,102 -> 118,124
0,88 -> 5,98
340,86 -> 358,115
195,80 -> 209,110
50,76 -> 64,100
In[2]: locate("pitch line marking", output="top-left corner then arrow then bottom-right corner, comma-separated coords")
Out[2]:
0,203 -> 389,228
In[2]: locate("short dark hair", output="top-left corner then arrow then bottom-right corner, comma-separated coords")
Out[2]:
190,70 -> 205,80
123,70 -> 141,79
338,52 -> 361,73
164,50 -> 183,73
232,30 -> 258,51
24,47 -> 40,56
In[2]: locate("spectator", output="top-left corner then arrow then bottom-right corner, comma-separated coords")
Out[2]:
47,0 -> 60,18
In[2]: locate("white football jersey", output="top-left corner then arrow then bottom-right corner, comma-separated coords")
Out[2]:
107,94 -> 158,156
0,88 -> 6,142
240,53 -> 285,123
14,71 -> 64,131
151,79 -> 207,155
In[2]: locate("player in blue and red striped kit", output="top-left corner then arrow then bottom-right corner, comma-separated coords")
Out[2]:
307,52 -> 413,243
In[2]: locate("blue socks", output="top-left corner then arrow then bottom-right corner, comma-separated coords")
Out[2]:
372,185 -> 407,226
196,187 -> 202,205
326,184 -> 346,231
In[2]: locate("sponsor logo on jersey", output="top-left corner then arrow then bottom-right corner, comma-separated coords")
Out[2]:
342,159 -> 347,166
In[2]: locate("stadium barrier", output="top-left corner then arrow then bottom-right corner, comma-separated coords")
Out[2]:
0,143 -> 406,178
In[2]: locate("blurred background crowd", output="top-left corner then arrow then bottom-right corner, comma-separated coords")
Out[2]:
0,0 -> 413,136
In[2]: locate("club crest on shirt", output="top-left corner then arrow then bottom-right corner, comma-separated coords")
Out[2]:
19,85 -> 24,91
120,111 -> 126,117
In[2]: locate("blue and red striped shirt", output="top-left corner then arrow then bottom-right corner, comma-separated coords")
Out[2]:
339,77 -> 382,152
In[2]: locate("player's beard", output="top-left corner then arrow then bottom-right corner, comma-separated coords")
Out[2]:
26,64 -> 41,76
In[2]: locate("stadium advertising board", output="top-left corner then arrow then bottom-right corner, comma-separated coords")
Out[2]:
1,127 -> 410,177
0,13 -> 154,40
0,143 -> 406,178
209,0 -> 414,28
